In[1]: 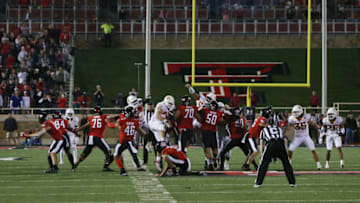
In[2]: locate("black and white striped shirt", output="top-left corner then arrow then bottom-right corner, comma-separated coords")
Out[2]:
260,125 -> 284,143
144,108 -> 154,125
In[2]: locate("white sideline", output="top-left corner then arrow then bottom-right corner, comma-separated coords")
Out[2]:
123,151 -> 177,202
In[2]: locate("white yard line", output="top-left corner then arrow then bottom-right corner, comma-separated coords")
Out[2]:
165,183 -> 360,186
123,151 -> 177,202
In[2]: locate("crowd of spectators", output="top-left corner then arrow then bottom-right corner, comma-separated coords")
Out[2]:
0,23 -> 73,112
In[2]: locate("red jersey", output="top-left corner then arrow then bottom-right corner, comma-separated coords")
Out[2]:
178,105 -> 197,130
248,116 -> 267,138
88,114 -> 109,138
161,146 -> 187,161
117,115 -> 140,144
201,108 -> 224,132
42,118 -> 68,141
229,117 -> 247,139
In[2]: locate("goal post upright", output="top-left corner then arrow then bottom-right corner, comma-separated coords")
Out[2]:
191,0 -> 312,105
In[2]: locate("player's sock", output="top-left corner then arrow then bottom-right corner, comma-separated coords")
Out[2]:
316,162 -> 321,169
59,149 -> 64,164
115,158 -> 124,169
72,145 -> 78,163
47,155 -> 53,168
340,160 -> 344,168
67,153 -> 75,168
184,147 -> 188,153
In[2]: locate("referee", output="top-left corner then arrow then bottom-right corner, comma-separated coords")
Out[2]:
254,118 -> 296,188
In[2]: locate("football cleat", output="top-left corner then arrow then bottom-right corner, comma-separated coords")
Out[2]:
102,167 -> 114,172
44,168 -> 58,174
136,167 -> 146,171
208,164 -> 214,171
242,164 -> 251,171
154,161 -> 161,172
120,168 -> 128,176
224,160 -> 230,170
290,184 -> 297,187
253,184 -> 262,188
340,160 -> 344,168
325,162 -> 330,169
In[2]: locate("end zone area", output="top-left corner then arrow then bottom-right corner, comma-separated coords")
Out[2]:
0,147 -> 359,203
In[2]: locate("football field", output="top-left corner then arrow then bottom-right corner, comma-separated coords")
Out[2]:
1,147 -> 360,203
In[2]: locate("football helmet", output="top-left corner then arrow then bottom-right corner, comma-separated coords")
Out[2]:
327,107 -> 337,120
52,111 -> 62,119
209,100 -> 218,111
127,95 -> 138,107
39,111 -> 48,123
65,108 -> 74,118
218,102 -> 225,111
291,105 -> 304,118
94,105 -> 102,115
231,107 -> 242,117
163,95 -> 175,110
205,92 -> 216,105
261,108 -> 272,118
137,98 -> 143,107
267,117 -> 275,126
181,95 -> 191,106
124,105 -> 135,119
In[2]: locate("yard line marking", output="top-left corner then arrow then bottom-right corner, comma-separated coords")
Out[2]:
1,185 -> 132,189
170,190 -> 360,194
123,151 -> 177,202
0,193 -> 132,197
164,183 -> 360,187
0,179 -> 130,183
178,200 -> 360,203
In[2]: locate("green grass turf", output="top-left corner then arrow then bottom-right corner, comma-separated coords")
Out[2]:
75,48 -> 360,107
0,147 -> 360,203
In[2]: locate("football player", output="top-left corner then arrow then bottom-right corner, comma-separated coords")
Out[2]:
149,95 -> 176,172
242,106 -> 272,170
109,105 -> 146,176
28,111 -> 75,173
321,108 -> 345,168
74,106 -> 115,171
60,108 -> 79,164
156,143 -> 191,177
185,84 -> 216,109
195,100 -> 225,170
218,107 -> 252,171
174,95 -> 197,153
286,105 -> 322,170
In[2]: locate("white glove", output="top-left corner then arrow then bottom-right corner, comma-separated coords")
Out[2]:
319,138 -> 323,144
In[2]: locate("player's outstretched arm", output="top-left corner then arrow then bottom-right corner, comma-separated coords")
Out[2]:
185,84 -> 200,101
28,127 -> 49,138
76,122 -> 90,132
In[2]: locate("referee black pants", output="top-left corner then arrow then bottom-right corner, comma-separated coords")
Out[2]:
255,140 -> 295,185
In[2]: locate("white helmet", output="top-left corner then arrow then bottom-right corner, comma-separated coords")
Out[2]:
218,101 -> 225,111
327,107 -> 337,120
65,108 -> 75,118
163,95 -> 175,110
291,105 -> 304,118
205,92 -> 216,105
127,95 -> 138,107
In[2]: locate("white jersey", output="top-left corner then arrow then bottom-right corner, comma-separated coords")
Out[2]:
65,116 -> 79,129
151,101 -> 174,122
322,116 -> 343,135
288,114 -> 311,137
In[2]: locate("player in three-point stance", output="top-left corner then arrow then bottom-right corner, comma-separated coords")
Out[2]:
29,111 -> 76,173
60,108 -> 79,164
321,108 -> 345,168
156,143 -> 191,177
254,117 -> 296,188
174,95 -> 197,153
286,105 -> 322,170
74,106 -> 115,171
108,105 -> 146,176
242,106 -> 272,171
149,95 -> 176,172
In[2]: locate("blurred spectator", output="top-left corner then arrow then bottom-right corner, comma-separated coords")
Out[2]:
309,90 -> 320,110
73,86 -> 81,108
129,87 -> 138,97
230,92 -> 241,107
17,46 -> 28,62
10,89 -> 23,114
100,22 -> 114,48
159,9 -> 168,20
17,67 -> 28,84
38,93 -> 54,107
57,93 -> 67,110
93,84 -> 104,107
22,90 -> 31,109
78,91 -> 90,107
55,66 -> 66,88
114,92 -> 124,108
3,113 -> 18,149
345,113 -> 358,144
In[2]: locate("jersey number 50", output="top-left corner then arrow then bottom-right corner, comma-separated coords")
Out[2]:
206,114 -> 217,125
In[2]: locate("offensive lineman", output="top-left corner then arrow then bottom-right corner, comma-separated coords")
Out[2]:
175,95 -> 197,153
149,95 -> 176,172
321,108 -> 345,168
74,106 -> 115,171
286,105 -> 322,170
60,108 -> 79,164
